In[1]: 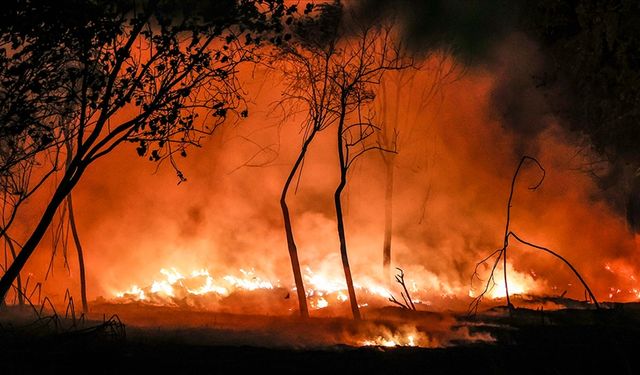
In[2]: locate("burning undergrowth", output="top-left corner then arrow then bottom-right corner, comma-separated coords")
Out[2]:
111,266 -> 418,315
109,263 -> 547,315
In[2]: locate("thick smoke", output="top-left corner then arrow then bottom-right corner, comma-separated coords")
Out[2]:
18,58 -> 638,309
12,0 -> 640,312
356,0 -> 640,232
353,0 -> 518,61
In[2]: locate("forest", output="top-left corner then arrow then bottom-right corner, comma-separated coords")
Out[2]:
1,0 -> 639,373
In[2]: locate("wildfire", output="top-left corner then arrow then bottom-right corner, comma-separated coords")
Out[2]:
114,266 -> 396,310
115,267 -> 275,305
113,262 -> 551,313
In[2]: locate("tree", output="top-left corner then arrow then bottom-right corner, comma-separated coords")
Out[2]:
276,2 -> 410,320
328,15 -> 411,320
470,157 -> 599,314
64,136 -> 88,313
0,130 -> 61,305
374,52 -> 456,281
0,0 -> 294,304
274,1 -> 341,318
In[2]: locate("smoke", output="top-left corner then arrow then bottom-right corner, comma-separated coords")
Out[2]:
10,1 -> 640,313
353,0 -> 640,231
352,0 -> 519,61
16,55 -> 638,311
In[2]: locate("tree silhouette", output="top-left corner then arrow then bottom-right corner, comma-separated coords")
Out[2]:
275,2 -> 410,320
328,13 -> 411,320
0,0 -> 295,303
470,157 -> 599,315
274,1 -> 340,318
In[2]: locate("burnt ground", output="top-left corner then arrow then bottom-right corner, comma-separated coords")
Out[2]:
1,303 -> 640,374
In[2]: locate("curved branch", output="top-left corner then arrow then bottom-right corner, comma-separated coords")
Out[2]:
509,231 -> 599,309
470,156 -> 547,315
501,156 -> 546,310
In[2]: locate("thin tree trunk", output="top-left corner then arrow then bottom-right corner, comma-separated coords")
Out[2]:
0,163 -> 85,303
64,133 -> 89,313
335,100 -> 361,320
67,193 -> 88,313
280,132 -> 318,318
4,234 -> 23,306
335,178 -> 361,320
382,156 -> 394,282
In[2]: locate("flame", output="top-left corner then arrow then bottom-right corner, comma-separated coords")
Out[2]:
114,262 -> 548,312
301,268 -> 392,309
115,267 -> 275,305
361,328 -> 426,347
469,262 -> 538,299
115,265 -> 403,310
116,285 -> 146,300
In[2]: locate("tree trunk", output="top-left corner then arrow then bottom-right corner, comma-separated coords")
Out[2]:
67,193 -> 88,313
382,156 -> 394,282
0,163 -> 85,303
335,99 -> 361,320
334,178 -> 361,320
280,132 -> 318,318
4,234 -> 23,306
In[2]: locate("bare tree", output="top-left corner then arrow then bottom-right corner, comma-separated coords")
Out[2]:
375,52 -> 457,281
275,3 -> 411,319
470,156 -> 599,315
329,17 -> 412,320
274,2 -> 342,318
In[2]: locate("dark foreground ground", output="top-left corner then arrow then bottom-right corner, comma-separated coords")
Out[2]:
2,302 -> 639,374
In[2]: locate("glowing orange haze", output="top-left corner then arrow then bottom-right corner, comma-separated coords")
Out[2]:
11,50 -> 640,315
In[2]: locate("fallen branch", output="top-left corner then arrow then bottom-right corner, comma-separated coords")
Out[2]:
388,268 -> 416,310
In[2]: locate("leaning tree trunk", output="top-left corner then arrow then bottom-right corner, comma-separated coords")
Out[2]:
64,137 -> 89,313
0,161 -> 86,303
67,193 -> 88,313
280,132 -> 319,319
382,155 -> 395,282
